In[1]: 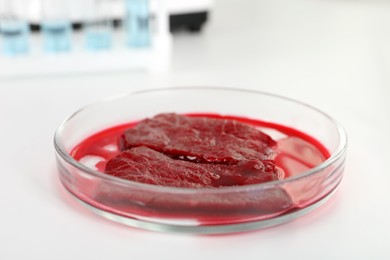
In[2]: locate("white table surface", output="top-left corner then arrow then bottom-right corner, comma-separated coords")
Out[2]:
1,0 -> 390,259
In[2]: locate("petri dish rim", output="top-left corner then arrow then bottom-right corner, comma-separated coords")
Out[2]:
54,86 -> 348,194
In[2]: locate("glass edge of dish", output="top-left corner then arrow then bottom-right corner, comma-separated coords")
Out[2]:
53,86 -> 348,194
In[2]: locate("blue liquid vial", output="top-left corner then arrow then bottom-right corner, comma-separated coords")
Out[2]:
42,20 -> 72,53
85,29 -> 112,50
125,0 -> 151,47
0,20 -> 29,56
84,0 -> 113,51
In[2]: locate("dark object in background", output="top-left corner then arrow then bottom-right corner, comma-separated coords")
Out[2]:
30,12 -> 209,33
170,11 -> 208,32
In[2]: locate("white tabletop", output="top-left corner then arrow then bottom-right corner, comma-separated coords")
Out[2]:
1,0 -> 389,259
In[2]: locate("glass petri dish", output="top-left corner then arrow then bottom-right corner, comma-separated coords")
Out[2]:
54,87 -> 347,234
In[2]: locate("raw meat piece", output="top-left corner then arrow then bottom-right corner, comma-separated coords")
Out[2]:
119,113 -> 276,164
105,146 -> 281,188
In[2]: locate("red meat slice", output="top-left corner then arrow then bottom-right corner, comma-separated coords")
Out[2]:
119,113 -> 276,164
105,147 -> 281,188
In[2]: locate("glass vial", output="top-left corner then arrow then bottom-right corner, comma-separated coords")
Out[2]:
84,0 -> 113,50
0,0 -> 30,56
125,0 -> 151,47
41,0 -> 72,53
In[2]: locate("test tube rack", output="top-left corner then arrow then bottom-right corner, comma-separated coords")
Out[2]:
0,0 -> 171,78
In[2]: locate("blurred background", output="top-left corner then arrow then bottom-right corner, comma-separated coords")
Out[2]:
0,1 -> 389,258
1,0 -> 389,145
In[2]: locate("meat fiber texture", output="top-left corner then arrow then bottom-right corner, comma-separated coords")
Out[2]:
105,146 -> 280,188
106,113 -> 281,188
119,113 -> 277,164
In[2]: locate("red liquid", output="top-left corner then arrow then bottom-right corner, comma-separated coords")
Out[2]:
72,114 -> 329,177
70,114 -> 330,225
